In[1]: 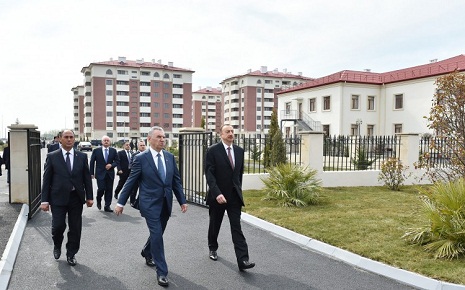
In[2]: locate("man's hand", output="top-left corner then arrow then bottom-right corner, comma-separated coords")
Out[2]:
86,200 -> 94,207
40,203 -> 50,212
105,164 -> 112,170
181,204 -> 188,213
114,205 -> 124,216
216,194 -> 227,204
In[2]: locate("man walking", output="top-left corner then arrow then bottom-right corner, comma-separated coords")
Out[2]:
40,129 -> 93,266
205,124 -> 255,271
90,136 -> 119,212
114,141 -> 132,200
115,126 -> 187,287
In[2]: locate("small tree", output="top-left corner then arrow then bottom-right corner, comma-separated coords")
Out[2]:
264,108 -> 280,168
271,129 -> 286,165
378,158 -> 411,191
421,70 -> 465,182
351,146 -> 375,170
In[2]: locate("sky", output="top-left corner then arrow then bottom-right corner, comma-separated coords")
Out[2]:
1,0 -> 465,136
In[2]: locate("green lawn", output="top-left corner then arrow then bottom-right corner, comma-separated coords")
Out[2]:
243,186 -> 465,285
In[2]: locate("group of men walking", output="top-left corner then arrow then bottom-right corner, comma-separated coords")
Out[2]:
39,124 -> 254,287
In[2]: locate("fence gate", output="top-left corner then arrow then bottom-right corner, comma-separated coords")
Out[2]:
27,129 -> 42,218
178,131 -> 213,207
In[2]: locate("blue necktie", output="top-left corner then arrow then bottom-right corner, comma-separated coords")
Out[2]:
66,152 -> 72,173
157,153 -> 165,180
104,148 -> 109,163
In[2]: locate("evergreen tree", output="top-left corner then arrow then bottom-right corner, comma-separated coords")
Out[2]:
271,128 -> 287,165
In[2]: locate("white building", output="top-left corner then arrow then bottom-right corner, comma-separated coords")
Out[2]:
277,55 -> 465,137
220,66 -> 312,135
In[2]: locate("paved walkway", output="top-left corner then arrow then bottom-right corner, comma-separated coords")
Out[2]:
1,148 -> 464,289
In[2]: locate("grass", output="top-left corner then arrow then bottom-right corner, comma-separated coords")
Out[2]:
243,186 -> 465,285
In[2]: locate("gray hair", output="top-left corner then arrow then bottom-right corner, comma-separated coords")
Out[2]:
148,126 -> 164,137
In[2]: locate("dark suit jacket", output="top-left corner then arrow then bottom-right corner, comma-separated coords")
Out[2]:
89,146 -> 119,180
48,143 -> 60,153
205,142 -> 244,206
117,150 -> 131,174
118,149 -> 186,217
41,149 -> 93,206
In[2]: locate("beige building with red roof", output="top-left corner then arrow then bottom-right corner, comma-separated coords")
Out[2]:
220,66 -> 312,136
192,87 -> 222,132
73,57 -> 194,143
277,55 -> 465,136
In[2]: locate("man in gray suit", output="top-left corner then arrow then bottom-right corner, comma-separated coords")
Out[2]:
40,129 -> 93,266
115,126 -> 187,287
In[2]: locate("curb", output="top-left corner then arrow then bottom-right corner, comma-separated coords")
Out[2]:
0,204 -> 28,290
241,212 -> 465,290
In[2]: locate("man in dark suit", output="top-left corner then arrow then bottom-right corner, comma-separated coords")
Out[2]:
48,132 -> 62,153
40,129 -> 93,266
2,141 -> 9,183
115,126 -> 187,287
205,124 -> 255,271
114,141 -> 132,200
129,140 -> 146,206
90,136 -> 119,212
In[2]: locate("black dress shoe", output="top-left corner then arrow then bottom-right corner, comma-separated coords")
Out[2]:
67,256 -> 77,266
209,250 -> 218,261
97,200 -> 101,210
140,250 -> 156,267
104,206 -> 112,212
157,275 -> 169,286
53,247 -> 61,259
238,260 -> 255,271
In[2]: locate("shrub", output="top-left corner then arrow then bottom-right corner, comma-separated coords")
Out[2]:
351,146 -> 375,170
261,163 -> 321,207
402,178 -> 465,259
378,158 -> 411,191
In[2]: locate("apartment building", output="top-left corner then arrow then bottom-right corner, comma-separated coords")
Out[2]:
192,87 -> 222,132
73,57 -> 194,143
220,66 -> 312,136
277,55 -> 465,137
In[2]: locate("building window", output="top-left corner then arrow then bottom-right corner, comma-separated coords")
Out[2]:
117,70 -> 128,75
323,125 -> 330,136
164,113 -> 169,118
106,101 -> 112,106
154,82 -> 159,88
367,96 -> 375,111
367,125 -> 374,136
106,90 -> 113,96
154,72 -> 160,77
309,98 -> 316,112
106,69 -> 113,75
141,71 -> 150,76
140,102 -> 151,107
285,103 -> 291,114
265,80 -> 272,84
153,92 -> 159,98
351,95 -> 359,110
163,83 -> 169,89
154,102 -> 159,108
117,80 -> 128,85
163,93 -> 169,99
140,82 -> 150,86
394,94 -> 403,109
140,92 -> 150,96
163,73 -> 169,79
323,96 -> 331,110
140,113 -> 150,117
154,113 -> 159,118
106,112 -> 113,117
106,79 -> 113,85
351,124 -> 358,136
257,80 -> 262,84
173,84 -> 183,88
163,103 -> 169,109
394,124 -> 402,133
173,74 -> 182,78
106,122 -> 113,127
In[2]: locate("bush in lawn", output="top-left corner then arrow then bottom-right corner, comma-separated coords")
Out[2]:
378,158 -> 411,191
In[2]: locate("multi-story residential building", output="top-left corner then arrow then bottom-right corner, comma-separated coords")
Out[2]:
192,87 -> 222,132
277,55 -> 465,137
73,57 -> 194,143
220,66 -> 312,136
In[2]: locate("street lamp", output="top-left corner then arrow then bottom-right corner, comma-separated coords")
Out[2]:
356,118 -> 362,136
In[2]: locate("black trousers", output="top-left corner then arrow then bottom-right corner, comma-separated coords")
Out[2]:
208,199 -> 249,264
114,169 -> 130,196
51,191 -> 83,257
96,175 -> 114,207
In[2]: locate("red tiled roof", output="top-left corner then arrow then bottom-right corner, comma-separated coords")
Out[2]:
280,54 -> 465,94
221,69 -> 313,83
85,59 -> 195,73
193,87 -> 222,94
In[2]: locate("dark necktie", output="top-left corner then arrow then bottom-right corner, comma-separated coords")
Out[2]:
104,148 -> 109,162
227,147 -> 234,169
157,153 -> 165,180
66,152 -> 72,173
127,151 -> 132,168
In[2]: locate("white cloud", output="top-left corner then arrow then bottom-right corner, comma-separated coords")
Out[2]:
0,0 -> 464,134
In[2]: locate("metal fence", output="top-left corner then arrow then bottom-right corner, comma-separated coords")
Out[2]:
323,135 -> 400,171
419,136 -> 452,168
